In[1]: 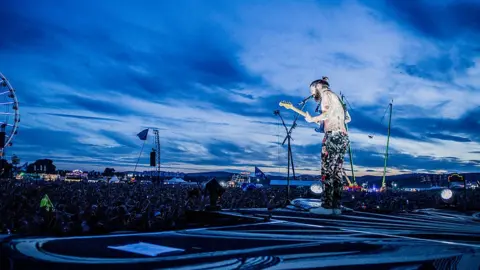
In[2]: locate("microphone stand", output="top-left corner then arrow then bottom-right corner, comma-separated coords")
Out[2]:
274,99 -> 309,204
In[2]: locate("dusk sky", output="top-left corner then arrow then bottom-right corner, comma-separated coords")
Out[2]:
1,0 -> 479,175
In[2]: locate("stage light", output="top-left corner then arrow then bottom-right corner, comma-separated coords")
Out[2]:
441,189 -> 453,200
310,183 -> 323,194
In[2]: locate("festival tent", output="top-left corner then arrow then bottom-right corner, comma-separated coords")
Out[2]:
165,177 -> 186,184
168,177 -> 185,182
109,175 -> 120,183
269,180 -> 316,186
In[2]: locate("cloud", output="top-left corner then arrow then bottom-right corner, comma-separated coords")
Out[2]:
426,133 -> 471,143
44,113 -> 122,122
378,0 -> 480,40
58,94 -> 140,116
1,0 -> 479,174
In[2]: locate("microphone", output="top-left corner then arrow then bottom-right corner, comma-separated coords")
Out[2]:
298,95 -> 313,105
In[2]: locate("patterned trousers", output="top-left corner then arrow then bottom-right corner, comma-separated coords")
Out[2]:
321,131 -> 349,208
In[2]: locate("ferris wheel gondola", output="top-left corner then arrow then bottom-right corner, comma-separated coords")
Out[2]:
0,73 -> 20,156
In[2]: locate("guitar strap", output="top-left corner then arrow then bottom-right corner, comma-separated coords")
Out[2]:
335,93 -> 348,117
333,92 -> 351,131
314,97 -> 323,133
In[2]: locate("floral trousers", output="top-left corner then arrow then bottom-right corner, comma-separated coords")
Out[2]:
321,131 -> 349,209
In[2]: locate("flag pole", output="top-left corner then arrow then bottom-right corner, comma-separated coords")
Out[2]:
133,139 -> 146,175
133,128 -> 149,179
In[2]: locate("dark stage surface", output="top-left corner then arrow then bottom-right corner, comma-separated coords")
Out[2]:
2,208 -> 480,269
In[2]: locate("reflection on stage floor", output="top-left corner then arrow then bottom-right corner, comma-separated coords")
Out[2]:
3,208 -> 480,269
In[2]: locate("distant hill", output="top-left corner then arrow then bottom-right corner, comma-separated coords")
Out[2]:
185,171 -> 234,178
267,174 -> 318,180
182,171 -> 479,188
347,173 -> 480,188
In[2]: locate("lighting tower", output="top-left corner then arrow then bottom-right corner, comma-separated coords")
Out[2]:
153,129 -> 161,181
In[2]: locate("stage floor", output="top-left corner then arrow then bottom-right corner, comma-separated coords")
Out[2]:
3,209 -> 480,269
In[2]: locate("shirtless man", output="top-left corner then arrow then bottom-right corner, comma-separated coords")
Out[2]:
305,77 -> 351,215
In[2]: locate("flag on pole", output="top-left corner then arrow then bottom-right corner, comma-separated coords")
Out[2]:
137,128 -> 149,141
40,194 -> 55,212
255,166 -> 266,179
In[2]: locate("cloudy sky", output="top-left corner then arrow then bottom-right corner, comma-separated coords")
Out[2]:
1,0 -> 479,175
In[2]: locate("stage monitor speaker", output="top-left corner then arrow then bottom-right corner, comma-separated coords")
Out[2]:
150,151 -> 156,167
0,131 -> 5,147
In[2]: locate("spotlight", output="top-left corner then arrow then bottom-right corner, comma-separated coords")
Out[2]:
441,188 -> 453,201
310,182 -> 323,194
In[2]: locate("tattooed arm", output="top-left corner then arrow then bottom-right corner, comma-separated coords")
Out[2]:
312,91 -> 331,123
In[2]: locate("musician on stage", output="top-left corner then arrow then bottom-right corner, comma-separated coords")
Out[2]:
305,77 -> 351,215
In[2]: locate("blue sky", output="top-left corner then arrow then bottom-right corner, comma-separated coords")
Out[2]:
1,0 -> 479,175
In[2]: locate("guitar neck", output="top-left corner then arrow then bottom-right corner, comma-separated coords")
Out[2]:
289,107 -> 307,117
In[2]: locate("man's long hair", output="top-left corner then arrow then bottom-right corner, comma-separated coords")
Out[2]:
310,77 -> 329,102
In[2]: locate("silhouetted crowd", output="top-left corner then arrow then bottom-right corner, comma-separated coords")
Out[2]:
1,179 -> 479,236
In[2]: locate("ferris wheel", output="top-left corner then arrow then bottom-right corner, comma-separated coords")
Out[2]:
0,72 -> 20,156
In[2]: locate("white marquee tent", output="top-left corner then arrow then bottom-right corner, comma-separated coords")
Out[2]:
165,177 -> 186,184
109,175 -> 120,183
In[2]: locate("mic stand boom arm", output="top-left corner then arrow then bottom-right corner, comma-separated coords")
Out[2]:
281,100 -> 308,145
275,100 -> 308,203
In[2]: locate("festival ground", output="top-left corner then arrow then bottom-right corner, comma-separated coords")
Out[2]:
2,208 -> 480,270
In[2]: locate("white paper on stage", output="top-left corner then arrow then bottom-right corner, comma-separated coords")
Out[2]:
108,242 -> 184,256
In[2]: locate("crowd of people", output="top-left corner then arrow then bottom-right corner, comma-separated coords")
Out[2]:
0,179 -> 479,236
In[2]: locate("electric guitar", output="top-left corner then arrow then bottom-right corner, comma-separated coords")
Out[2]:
279,101 -> 309,118
279,101 -> 324,132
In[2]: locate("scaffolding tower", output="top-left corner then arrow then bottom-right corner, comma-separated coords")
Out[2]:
153,129 -> 161,181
